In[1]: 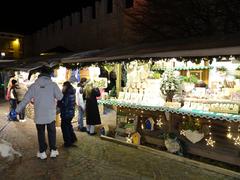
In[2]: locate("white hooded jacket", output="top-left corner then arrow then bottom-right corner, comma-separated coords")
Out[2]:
16,76 -> 63,124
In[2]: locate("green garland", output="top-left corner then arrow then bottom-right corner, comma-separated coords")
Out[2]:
181,117 -> 201,131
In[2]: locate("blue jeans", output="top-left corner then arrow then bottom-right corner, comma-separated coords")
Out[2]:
78,106 -> 84,129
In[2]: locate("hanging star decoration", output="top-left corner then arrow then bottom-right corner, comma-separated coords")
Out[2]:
180,129 -> 186,136
227,132 -> 233,139
156,119 -> 163,128
233,136 -> 240,146
205,137 -> 215,147
126,133 -> 133,143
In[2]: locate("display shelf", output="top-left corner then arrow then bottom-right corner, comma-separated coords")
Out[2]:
98,99 -> 240,122
151,66 -> 213,71
184,97 -> 240,105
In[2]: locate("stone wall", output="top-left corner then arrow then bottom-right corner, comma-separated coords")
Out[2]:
25,0 -> 139,57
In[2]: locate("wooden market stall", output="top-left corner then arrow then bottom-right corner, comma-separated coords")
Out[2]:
8,38 -> 240,167
60,41 -> 240,167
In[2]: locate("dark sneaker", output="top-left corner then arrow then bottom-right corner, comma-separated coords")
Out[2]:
78,127 -> 87,132
89,132 -> 97,136
63,143 -> 77,148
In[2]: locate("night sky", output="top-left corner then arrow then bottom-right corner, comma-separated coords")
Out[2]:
0,1 -> 97,35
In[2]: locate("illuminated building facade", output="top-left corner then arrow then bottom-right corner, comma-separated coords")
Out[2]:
0,32 -> 23,59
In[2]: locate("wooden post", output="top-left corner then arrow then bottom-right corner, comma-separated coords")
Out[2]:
115,63 -> 122,97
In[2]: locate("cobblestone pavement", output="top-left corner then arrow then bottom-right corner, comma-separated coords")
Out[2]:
0,102 -> 238,180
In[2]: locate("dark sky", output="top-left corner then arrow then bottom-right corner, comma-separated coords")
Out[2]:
0,1 -> 97,35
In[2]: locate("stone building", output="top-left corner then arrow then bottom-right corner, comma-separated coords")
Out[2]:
0,32 -> 23,59
25,0 -> 139,57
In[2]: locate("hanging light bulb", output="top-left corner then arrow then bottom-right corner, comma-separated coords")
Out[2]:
226,126 -> 232,139
206,120 -> 215,147
233,136 -> 240,146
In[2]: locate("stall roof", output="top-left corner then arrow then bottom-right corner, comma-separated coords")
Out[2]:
61,45 -> 240,63
5,48 -> 104,71
3,35 -> 240,70
0,60 -> 16,63
61,35 -> 240,63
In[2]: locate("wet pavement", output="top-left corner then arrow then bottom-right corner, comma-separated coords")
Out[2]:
0,101 -> 239,180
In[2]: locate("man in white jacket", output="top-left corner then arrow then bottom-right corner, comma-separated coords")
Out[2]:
16,66 -> 63,160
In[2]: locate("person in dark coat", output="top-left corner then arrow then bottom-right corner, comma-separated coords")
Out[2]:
58,81 -> 77,147
83,82 -> 101,135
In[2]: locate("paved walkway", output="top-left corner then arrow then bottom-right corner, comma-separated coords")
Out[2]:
0,102 -> 239,180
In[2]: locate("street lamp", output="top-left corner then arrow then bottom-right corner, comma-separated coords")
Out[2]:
0,52 -> 5,59
1,52 -> 5,57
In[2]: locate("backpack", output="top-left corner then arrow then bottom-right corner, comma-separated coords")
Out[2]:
9,109 -> 17,121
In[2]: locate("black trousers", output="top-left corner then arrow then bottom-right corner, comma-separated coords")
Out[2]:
36,121 -> 57,153
61,117 -> 77,146
18,101 -> 25,120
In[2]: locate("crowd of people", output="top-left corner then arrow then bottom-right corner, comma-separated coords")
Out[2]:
5,66 -> 102,160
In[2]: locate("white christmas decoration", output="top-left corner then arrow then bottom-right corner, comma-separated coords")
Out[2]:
185,130 -> 204,144
180,129 -> 186,136
126,133 -> 133,143
205,137 -> 215,147
156,119 -> 163,128
233,136 -> 240,146
165,138 -> 180,153
160,70 -> 180,96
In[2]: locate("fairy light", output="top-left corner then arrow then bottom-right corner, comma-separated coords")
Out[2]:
126,133 -> 133,143
226,126 -> 233,139
180,129 -> 186,136
140,120 -> 144,130
233,124 -> 240,146
233,136 -> 240,146
156,115 -> 163,128
205,137 -> 215,147
205,120 -> 215,147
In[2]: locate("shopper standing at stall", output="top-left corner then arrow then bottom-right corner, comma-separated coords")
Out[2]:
83,82 -> 101,135
6,71 -> 17,101
15,82 -> 28,121
76,78 -> 87,132
8,79 -> 18,121
58,81 -> 77,147
16,66 -> 63,160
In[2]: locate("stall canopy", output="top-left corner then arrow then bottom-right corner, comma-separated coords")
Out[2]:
3,35 -> 240,69
61,35 -> 240,63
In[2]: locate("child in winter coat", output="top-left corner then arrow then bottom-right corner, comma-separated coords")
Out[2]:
58,81 -> 77,147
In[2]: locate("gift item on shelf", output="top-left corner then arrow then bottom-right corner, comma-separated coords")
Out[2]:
181,101 -> 239,114
209,103 -> 239,114
164,102 -> 182,109
93,77 -> 108,89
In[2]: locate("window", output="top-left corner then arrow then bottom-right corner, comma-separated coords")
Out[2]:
126,0 -> 134,8
107,0 -> 113,14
